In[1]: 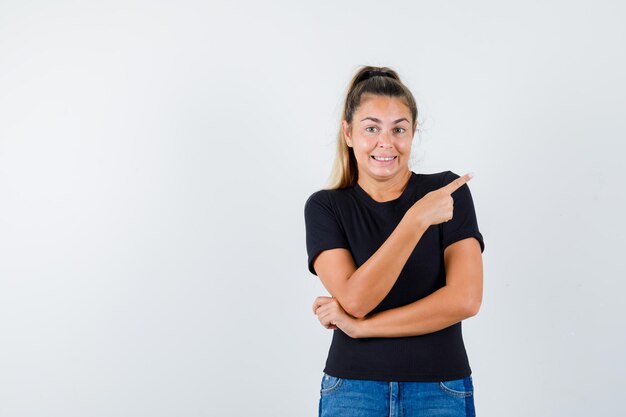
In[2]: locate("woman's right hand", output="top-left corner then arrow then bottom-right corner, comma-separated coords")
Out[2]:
408,172 -> 474,228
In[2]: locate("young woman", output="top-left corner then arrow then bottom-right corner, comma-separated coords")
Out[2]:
304,66 -> 485,417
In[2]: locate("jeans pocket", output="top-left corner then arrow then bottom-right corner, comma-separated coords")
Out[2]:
320,372 -> 344,395
439,375 -> 473,398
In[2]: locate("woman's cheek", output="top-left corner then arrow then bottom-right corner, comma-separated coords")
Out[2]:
397,141 -> 411,153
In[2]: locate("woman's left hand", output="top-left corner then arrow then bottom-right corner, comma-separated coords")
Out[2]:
312,296 -> 364,338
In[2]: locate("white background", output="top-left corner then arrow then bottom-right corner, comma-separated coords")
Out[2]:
1,1 -> 624,416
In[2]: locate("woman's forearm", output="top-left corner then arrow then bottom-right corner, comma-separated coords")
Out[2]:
355,285 -> 474,338
346,206 -> 429,319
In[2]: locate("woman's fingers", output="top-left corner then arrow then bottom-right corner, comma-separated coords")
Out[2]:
440,172 -> 473,195
318,308 -> 339,328
312,295 -> 334,314
312,296 -> 341,330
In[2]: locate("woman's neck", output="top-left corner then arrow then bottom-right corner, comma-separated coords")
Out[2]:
356,169 -> 412,203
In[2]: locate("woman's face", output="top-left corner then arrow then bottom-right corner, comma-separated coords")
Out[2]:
342,94 -> 416,182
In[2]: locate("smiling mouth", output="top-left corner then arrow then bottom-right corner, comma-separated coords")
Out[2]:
371,155 -> 397,161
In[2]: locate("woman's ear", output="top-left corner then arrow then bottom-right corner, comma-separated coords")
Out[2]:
342,120 -> 352,147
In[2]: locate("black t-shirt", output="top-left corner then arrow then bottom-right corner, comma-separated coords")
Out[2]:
304,170 -> 485,382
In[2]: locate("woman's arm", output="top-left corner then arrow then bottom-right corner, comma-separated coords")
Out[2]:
313,174 -> 474,320
313,205 -> 429,319
355,237 -> 483,338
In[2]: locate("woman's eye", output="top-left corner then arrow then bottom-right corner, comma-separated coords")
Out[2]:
395,128 -> 406,134
365,127 -> 378,133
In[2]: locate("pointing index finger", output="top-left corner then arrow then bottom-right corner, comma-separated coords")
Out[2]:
442,172 -> 474,194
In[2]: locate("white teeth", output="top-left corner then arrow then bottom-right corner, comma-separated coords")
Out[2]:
372,156 -> 396,161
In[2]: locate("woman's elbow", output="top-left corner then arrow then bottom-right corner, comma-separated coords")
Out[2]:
345,301 -> 367,319
330,295 -> 365,319
466,298 -> 481,317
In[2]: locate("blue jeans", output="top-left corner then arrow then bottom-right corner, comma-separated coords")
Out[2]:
319,373 -> 476,417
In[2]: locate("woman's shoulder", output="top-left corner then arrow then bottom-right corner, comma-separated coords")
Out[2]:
413,170 -> 455,188
304,186 -> 354,213
418,169 -> 457,176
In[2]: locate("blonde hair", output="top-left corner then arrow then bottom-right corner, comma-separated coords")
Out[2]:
326,66 -> 419,189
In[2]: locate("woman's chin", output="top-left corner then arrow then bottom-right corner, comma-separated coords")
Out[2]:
363,167 -> 405,181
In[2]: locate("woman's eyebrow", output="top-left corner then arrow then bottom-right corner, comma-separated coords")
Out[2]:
360,117 -> 409,124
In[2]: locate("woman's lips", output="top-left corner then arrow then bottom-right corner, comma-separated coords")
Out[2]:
370,155 -> 397,166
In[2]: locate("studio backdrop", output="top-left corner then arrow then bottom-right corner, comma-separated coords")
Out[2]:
0,1 -> 624,416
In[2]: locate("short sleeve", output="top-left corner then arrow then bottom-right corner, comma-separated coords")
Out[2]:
304,190 -> 351,276
441,171 -> 485,253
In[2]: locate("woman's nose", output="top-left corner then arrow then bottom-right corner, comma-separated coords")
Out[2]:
378,132 -> 393,147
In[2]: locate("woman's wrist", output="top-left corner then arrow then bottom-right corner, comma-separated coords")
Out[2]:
405,205 -> 429,232
353,316 -> 370,338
